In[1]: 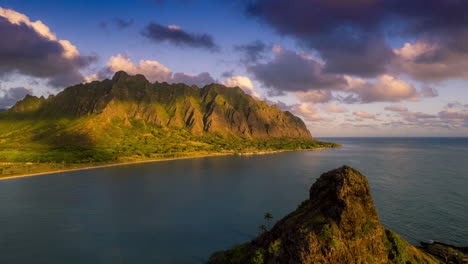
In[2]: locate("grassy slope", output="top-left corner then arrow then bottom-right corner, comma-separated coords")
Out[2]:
0,113 -> 338,178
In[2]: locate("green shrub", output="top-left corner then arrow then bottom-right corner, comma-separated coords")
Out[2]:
385,229 -> 408,264
252,248 -> 266,264
319,224 -> 333,240
268,239 -> 282,256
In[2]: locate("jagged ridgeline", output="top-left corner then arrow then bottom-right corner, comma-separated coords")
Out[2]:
207,166 -> 441,264
0,71 -> 336,165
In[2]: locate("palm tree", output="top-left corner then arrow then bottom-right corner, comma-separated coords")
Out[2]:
264,212 -> 273,230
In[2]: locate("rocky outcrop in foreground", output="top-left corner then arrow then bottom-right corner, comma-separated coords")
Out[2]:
207,166 -> 440,264
420,242 -> 468,264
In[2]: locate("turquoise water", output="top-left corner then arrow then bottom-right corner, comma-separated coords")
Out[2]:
0,138 -> 467,263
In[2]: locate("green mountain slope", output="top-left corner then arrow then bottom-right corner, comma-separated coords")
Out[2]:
0,71 -> 337,177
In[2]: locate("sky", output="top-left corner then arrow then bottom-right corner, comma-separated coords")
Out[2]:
0,0 -> 467,137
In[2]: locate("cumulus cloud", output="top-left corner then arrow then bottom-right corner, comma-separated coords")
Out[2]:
325,104 -> 348,113
106,54 -> 172,82
393,40 -> 468,81
221,76 -> 261,99
89,54 -> 216,87
141,22 -> 219,51
384,105 -> 408,112
249,47 -> 425,103
294,90 -> 333,103
0,8 -> 96,88
246,0 -> 393,77
353,111 -> 376,119
248,46 -> 347,94
0,86 -> 32,108
245,0 -> 468,81
291,103 -> 321,121
343,75 -> 420,103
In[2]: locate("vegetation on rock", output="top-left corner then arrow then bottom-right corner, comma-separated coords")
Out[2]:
206,166 -> 440,264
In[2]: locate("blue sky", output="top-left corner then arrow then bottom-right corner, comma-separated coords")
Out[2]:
0,0 -> 467,136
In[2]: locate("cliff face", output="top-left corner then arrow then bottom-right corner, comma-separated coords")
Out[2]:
8,71 -> 311,139
207,166 -> 440,264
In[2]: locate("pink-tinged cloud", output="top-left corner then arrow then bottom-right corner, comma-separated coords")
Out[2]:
384,105 -> 408,112
248,47 -> 426,103
107,54 -> 172,82
439,109 -> 468,120
102,54 -> 215,87
343,75 -> 420,103
393,40 -> 468,81
353,111 -> 376,119
291,103 -> 321,121
167,25 -> 181,30
325,104 -> 348,113
294,90 -> 333,103
0,8 -> 96,87
247,0 -> 468,82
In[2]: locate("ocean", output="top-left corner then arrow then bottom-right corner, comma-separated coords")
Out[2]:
0,137 -> 467,263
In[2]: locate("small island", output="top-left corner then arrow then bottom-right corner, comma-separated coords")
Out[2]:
0,72 -> 339,179
207,166 -> 446,264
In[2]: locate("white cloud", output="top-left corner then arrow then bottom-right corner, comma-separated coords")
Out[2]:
89,54 -> 216,87
84,74 -> 99,83
221,76 -> 261,99
0,8 -> 95,88
107,54 -> 172,83
0,8 -> 79,59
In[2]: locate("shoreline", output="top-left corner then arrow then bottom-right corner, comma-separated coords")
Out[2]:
0,146 -> 337,181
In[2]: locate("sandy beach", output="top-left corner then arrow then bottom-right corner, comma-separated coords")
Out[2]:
0,147 -> 336,181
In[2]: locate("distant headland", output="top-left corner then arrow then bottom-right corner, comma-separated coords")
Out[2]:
0,71 -> 339,178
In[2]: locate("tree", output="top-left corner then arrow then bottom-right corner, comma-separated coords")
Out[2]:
264,212 -> 273,230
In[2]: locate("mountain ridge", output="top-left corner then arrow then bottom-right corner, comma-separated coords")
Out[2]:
7,71 -> 311,139
0,72 -> 336,177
